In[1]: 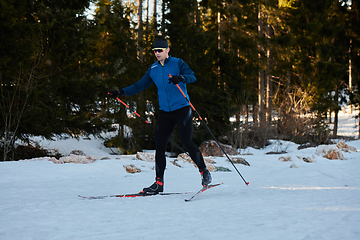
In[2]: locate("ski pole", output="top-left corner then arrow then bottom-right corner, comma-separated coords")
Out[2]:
109,94 -> 188,155
172,80 -> 249,185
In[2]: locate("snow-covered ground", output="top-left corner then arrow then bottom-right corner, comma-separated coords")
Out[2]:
0,106 -> 359,240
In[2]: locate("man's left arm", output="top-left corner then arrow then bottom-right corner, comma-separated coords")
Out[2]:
178,59 -> 196,83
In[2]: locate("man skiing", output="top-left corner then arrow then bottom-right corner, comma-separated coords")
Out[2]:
108,38 -> 211,194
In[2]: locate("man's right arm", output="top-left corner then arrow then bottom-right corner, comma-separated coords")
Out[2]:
123,68 -> 153,96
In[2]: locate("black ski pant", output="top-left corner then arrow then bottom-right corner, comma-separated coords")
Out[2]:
155,106 -> 206,179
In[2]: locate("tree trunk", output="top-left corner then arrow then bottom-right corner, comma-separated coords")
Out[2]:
137,0 -> 143,61
217,7 -> 223,76
253,76 -> 258,126
161,0 -> 165,34
349,39 -> 352,92
194,0 -> 199,25
258,4 -> 265,128
153,0 -> 157,36
286,71 -> 291,107
145,0 -> 149,54
333,87 -> 339,137
265,7 -> 272,125
146,0 -> 149,32
266,48 -> 272,124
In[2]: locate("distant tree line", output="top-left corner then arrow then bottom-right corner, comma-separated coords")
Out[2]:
1,0 -> 359,160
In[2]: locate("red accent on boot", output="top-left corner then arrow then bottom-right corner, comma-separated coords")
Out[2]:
156,177 -> 164,186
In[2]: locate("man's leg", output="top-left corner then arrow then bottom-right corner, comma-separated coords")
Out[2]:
177,107 -> 206,170
177,107 -> 211,186
143,112 -> 176,194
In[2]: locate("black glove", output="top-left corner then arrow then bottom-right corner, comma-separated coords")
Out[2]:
107,89 -> 124,99
168,75 -> 184,85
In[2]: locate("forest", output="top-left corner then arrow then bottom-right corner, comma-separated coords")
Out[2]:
0,0 -> 359,160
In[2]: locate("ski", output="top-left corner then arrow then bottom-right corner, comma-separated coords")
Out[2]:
79,183 -> 222,200
79,191 -> 189,200
184,183 -> 223,202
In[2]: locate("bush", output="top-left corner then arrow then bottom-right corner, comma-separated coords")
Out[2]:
0,143 -> 61,161
227,115 -> 332,150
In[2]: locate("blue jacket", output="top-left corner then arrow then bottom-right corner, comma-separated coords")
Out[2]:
123,56 -> 196,112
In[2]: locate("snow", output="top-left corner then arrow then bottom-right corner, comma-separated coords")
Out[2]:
1,107 -> 360,240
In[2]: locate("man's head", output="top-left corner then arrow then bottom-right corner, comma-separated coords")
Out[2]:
152,38 -> 170,64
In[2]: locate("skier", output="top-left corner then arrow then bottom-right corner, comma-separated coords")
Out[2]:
108,38 -> 211,194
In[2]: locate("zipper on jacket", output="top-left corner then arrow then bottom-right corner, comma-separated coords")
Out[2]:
162,65 -> 171,111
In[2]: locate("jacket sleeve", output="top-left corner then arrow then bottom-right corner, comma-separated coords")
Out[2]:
123,68 -> 153,96
178,59 -> 196,83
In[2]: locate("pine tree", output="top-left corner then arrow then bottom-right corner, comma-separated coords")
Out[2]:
284,0 -> 350,139
0,0 -> 109,160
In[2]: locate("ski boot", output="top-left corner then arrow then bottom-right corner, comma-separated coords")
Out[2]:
200,168 -> 212,187
141,177 -> 164,195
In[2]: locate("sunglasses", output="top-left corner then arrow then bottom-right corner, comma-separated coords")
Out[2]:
152,48 -> 167,53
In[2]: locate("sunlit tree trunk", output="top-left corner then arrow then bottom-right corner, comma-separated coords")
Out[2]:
265,3 -> 272,125
258,4 -> 265,128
